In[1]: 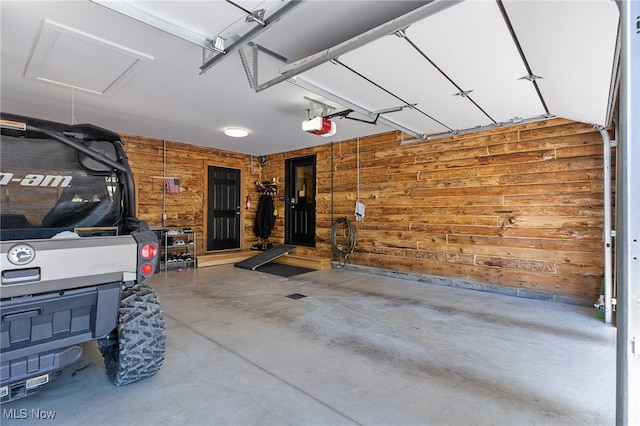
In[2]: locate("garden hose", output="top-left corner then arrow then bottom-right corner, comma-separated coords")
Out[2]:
330,217 -> 356,266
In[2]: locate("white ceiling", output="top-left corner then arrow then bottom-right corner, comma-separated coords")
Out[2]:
1,1 -> 619,156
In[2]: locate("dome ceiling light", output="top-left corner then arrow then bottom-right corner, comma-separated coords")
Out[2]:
224,128 -> 248,138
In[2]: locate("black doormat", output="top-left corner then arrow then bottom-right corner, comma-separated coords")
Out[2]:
255,262 -> 314,277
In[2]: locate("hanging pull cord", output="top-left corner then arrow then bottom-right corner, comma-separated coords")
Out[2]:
330,217 -> 356,268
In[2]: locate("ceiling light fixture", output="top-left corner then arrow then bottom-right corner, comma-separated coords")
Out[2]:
224,128 -> 248,138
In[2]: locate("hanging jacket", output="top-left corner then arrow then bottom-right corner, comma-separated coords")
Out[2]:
254,194 -> 275,239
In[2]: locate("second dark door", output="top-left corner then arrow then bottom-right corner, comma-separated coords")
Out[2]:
207,165 -> 241,251
285,155 -> 316,247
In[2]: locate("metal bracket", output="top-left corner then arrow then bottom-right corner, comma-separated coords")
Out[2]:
246,8 -> 266,27
632,238 -> 640,260
454,90 -> 474,98
519,74 -> 544,82
225,1 -> 266,26
238,47 -> 255,90
247,42 -> 288,63
304,96 -> 336,118
238,42 -> 289,91
324,103 -> 415,123
199,1 -> 302,74
325,109 -> 379,125
394,28 -> 408,38
374,105 -> 415,114
252,44 -> 259,90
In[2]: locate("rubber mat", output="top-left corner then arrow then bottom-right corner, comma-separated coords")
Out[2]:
234,245 -> 297,270
257,263 -> 314,277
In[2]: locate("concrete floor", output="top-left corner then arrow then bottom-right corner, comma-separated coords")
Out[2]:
2,265 -> 616,425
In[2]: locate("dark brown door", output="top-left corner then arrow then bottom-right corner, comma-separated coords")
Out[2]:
285,155 -> 316,247
207,166 -> 241,251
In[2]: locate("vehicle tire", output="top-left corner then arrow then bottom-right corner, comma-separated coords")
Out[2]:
97,284 -> 166,386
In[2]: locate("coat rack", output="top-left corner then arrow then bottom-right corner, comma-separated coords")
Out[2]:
255,180 -> 277,195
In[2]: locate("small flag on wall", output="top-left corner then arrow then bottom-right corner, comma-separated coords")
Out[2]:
164,178 -> 180,194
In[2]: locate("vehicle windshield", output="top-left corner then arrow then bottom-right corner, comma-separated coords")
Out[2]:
0,134 -> 122,241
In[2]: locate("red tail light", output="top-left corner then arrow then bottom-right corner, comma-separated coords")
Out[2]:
133,232 -> 159,282
140,243 -> 158,260
140,263 -> 154,275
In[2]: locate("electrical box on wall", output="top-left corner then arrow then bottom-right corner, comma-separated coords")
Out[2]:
355,201 -> 365,221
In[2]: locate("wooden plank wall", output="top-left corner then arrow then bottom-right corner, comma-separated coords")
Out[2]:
122,134 -> 259,256
121,117 -> 609,302
260,118 -> 608,302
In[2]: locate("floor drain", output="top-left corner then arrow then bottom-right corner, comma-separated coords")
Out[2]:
286,293 -> 307,300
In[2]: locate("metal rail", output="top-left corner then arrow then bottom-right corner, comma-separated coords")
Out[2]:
256,0 -> 463,93
615,1 -> 639,424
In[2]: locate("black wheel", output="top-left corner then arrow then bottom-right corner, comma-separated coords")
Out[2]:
97,284 -> 166,386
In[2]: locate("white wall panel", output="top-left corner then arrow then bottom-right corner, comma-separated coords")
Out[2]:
382,107 -> 451,136
503,0 -> 619,127
340,34 -> 489,132
300,62 -> 403,113
285,0 -> 618,139
407,0 -> 544,123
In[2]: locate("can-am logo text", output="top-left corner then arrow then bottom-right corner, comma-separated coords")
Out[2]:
0,172 -> 72,187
